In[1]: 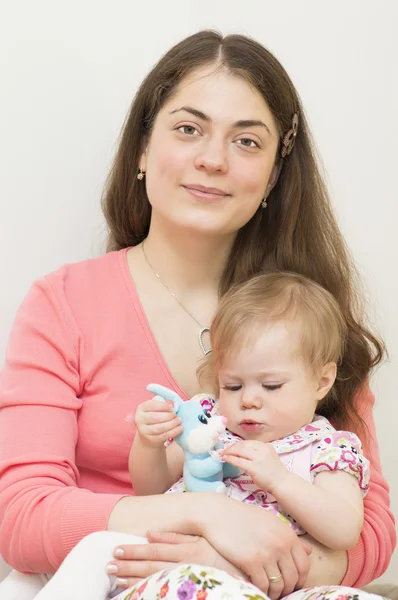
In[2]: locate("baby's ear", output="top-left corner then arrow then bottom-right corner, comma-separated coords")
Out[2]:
146,384 -> 182,412
315,363 -> 337,401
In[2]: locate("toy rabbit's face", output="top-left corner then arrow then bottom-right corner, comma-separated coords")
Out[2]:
176,403 -> 227,454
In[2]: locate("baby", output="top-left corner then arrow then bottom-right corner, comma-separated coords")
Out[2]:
131,271 -> 369,552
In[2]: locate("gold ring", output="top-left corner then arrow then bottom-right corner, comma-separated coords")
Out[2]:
269,574 -> 283,584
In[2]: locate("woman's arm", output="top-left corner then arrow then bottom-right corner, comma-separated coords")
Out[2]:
340,386 -> 396,586
0,277 -> 125,573
129,437 -> 184,495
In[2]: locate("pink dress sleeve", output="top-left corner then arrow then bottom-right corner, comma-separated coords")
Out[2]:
339,386 -> 396,586
310,430 -> 370,494
0,277 -> 124,573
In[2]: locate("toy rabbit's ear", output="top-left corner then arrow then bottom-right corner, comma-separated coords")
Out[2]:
146,384 -> 182,412
196,395 -> 216,413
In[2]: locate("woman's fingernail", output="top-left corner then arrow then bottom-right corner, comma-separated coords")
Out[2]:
114,547 -> 124,558
106,563 -> 118,574
116,578 -> 129,587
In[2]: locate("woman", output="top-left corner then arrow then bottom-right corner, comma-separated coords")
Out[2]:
0,30 -> 394,599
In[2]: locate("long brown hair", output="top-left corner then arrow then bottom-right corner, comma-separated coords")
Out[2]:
102,30 -> 384,432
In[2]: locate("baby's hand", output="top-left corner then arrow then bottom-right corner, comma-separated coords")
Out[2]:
134,398 -> 183,448
222,440 -> 288,492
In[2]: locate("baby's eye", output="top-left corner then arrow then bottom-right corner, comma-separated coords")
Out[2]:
262,384 -> 283,391
198,414 -> 208,425
222,385 -> 242,391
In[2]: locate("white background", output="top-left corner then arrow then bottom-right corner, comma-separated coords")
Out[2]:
0,0 -> 397,584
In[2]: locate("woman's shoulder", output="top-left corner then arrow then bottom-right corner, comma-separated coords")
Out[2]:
45,249 -> 126,285
40,249 -> 129,304
22,249 -> 132,335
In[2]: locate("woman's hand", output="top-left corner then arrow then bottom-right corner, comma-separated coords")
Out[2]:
107,493 -> 312,598
106,532 -> 243,590
201,497 -> 312,599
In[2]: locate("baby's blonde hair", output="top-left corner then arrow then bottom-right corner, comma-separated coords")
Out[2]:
198,272 -> 347,408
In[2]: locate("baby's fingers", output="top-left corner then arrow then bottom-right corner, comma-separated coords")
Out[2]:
150,423 -> 183,443
141,399 -> 175,413
222,453 -> 251,472
142,411 -> 179,425
148,415 -> 182,435
222,441 -> 258,460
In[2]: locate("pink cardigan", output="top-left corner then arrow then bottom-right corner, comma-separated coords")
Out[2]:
0,249 -> 395,585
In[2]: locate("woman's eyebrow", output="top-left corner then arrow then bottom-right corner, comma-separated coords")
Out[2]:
169,106 -> 272,135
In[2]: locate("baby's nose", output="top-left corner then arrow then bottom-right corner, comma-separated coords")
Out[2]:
241,392 -> 262,409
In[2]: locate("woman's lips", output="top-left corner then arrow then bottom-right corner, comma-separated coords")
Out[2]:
183,184 -> 230,201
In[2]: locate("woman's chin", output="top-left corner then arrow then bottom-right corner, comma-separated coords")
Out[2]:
157,214 -> 240,239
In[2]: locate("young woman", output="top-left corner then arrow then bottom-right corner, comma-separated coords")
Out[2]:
0,30 -> 394,600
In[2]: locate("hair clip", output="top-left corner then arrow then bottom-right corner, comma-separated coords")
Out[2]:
281,112 -> 299,158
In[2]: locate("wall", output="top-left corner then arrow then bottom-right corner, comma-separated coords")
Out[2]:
0,0 -> 396,582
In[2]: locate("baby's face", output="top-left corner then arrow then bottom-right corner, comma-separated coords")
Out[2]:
217,320 -> 321,442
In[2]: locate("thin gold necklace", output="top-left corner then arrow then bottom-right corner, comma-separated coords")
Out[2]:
141,241 -> 211,355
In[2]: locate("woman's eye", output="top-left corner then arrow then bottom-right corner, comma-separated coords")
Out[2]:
262,384 -> 283,391
237,138 -> 259,148
178,125 -> 199,136
198,414 -> 208,424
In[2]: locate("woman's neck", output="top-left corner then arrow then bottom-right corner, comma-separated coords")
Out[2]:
141,221 -> 235,297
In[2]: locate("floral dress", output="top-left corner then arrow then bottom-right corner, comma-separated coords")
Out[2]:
112,564 -> 386,600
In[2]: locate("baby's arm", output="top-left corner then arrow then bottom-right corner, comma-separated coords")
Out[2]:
269,468 -> 363,550
129,435 -> 184,495
222,440 -> 365,550
129,398 -> 184,495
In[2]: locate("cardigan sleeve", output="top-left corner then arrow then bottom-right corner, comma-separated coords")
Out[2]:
341,386 -> 396,586
0,277 -> 124,573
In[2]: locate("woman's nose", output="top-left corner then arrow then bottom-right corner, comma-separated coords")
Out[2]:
194,137 -> 228,173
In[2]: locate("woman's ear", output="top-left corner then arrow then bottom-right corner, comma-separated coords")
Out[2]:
265,162 -> 282,197
139,151 -> 147,173
315,362 -> 337,401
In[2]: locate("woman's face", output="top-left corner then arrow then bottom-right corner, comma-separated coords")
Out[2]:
140,65 -> 280,238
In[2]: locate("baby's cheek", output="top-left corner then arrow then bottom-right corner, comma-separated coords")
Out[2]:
216,395 -> 228,414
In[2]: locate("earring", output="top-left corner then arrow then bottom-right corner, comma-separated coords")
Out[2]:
137,169 -> 145,180
261,198 -> 268,209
